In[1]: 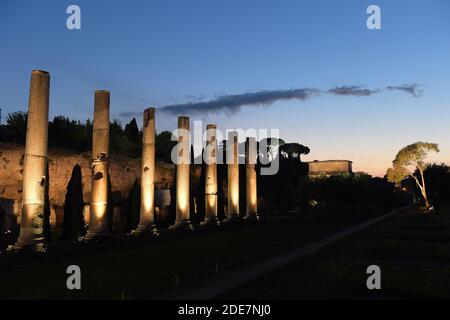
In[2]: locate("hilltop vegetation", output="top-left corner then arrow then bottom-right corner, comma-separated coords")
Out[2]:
0,111 -> 176,160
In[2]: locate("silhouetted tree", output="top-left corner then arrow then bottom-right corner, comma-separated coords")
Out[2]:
258,137 -> 286,162
156,131 -> 177,163
124,118 -> 140,144
196,149 -> 206,222
0,206 -> 6,251
49,116 -> 90,151
62,165 -> 86,242
239,163 -> 246,215
43,162 -> 51,242
258,141 -> 310,214
126,179 -> 140,231
169,167 -> 177,225
189,145 -> 196,222
1,112 -> 181,161
6,111 -> 27,144
110,119 -> 141,158
295,173 -> 398,215
217,141 -> 227,221
279,143 -> 310,161
422,163 -> 450,199
107,173 -> 114,231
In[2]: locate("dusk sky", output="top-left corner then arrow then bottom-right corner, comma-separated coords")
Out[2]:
1,0 -> 449,176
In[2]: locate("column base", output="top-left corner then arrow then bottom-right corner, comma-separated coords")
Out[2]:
169,220 -> 193,231
245,213 -> 260,221
132,223 -> 159,237
224,214 -> 239,223
201,217 -> 220,226
83,230 -> 112,242
13,227 -> 47,253
12,240 -> 47,253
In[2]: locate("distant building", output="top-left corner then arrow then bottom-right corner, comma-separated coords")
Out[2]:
308,160 -> 353,177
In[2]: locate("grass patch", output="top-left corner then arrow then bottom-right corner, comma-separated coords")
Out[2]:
220,202 -> 450,299
0,212 -> 378,299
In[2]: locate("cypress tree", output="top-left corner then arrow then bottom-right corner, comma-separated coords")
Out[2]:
63,165 -> 86,242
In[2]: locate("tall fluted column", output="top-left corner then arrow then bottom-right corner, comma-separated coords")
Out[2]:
86,90 -> 110,238
135,107 -> 156,234
204,124 -> 218,224
175,116 -> 190,227
246,137 -> 258,219
227,131 -> 239,220
14,70 -> 50,252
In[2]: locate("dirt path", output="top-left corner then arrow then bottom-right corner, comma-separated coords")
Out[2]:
154,207 -> 405,300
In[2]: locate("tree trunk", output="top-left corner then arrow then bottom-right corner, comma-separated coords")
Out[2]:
419,169 -> 431,209
412,173 -> 430,209
422,188 -> 430,208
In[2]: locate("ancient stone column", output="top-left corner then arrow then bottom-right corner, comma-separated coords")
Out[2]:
246,137 -> 258,219
135,107 -> 156,234
227,131 -> 239,220
204,124 -> 218,224
86,90 -> 110,238
174,116 -> 190,227
14,70 -> 50,252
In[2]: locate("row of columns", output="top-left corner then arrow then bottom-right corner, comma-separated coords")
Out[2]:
172,122 -> 258,227
14,70 -> 258,252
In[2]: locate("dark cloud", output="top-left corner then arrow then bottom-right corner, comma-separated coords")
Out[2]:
118,83 -> 424,118
119,112 -> 141,118
158,88 -> 321,116
328,86 -> 381,97
386,83 -> 423,97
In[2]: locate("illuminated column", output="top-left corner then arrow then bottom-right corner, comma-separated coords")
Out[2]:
135,107 -> 156,234
246,137 -> 258,219
204,124 -> 218,224
227,131 -> 239,220
175,116 -> 190,227
86,90 -> 110,238
14,70 -> 50,252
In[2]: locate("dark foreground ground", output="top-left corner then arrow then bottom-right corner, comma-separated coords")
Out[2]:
221,203 -> 450,299
0,210 -> 380,299
2,203 -> 448,300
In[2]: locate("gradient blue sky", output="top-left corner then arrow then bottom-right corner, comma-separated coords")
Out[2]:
1,0 -> 449,176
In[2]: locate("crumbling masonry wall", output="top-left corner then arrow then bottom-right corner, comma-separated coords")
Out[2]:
0,142 -> 176,230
